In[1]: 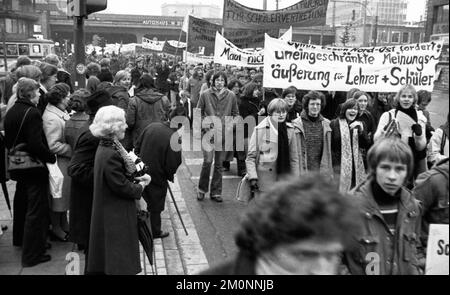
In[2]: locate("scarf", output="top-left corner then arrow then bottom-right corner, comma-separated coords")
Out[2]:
396,105 -> 418,122
100,137 -> 136,178
277,121 -> 291,177
338,119 -> 366,192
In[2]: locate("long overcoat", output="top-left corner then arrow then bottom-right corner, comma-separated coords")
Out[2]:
87,139 -> 143,275
67,123 -> 97,246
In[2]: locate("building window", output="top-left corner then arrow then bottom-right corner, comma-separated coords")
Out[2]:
379,30 -> 388,43
5,18 -> 13,33
7,44 -> 18,56
402,32 -> 409,43
18,44 -> 29,55
391,31 -> 400,43
34,24 -> 42,33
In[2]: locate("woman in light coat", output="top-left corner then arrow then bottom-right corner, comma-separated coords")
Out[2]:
246,99 -> 300,195
374,84 -> 427,179
42,83 -> 72,242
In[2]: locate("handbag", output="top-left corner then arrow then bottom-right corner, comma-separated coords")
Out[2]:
7,107 -> 45,176
235,174 -> 254,204
47,158 -> 63,199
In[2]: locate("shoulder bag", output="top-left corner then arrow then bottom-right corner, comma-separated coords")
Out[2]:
7,107 -> 46,176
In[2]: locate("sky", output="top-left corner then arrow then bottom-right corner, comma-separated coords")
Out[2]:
99,0 -> 427,22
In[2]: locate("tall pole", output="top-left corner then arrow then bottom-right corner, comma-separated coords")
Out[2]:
2,26 -> 7,72
362,0 -> 367,46
74,14 -> 85,89
263,0 -> 267,10
332,0 -> 336,30
373,3 -> 379,46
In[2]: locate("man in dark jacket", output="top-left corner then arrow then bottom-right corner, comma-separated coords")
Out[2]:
413,158 -> 449,247
155,59 -> 171,96
67,90 -> 113,272
135,121 -> 182,239
344,137 -> 424,275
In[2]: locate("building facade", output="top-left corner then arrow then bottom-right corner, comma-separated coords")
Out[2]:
0,0 -> 39,41
327,0 -> 408,27
161,2 -> 221,19
335,23 -> 425,47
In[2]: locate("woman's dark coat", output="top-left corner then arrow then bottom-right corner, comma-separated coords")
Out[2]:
238,95 -> 261,139
4,98 -> 56,180
87,140 -> 144,275
67,122 -> 98,246
135,122 -> 182,212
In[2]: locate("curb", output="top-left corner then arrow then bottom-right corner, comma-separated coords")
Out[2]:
138,175 -> 209,275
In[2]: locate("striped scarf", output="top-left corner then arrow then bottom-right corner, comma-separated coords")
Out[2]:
339,119 -> 366,193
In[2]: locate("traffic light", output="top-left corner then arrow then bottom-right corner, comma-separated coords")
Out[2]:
85,0 -> 107,15
67,0 -> 107,17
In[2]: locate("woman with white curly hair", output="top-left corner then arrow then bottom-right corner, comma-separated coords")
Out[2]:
86,105 -> 151,275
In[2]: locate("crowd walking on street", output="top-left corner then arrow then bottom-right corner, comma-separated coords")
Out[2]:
0,49 -> 448,275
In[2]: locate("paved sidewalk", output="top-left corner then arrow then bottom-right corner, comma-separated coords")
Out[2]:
0,166 -> 209,275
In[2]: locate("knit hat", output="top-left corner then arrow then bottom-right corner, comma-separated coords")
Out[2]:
86,90 -> 113,115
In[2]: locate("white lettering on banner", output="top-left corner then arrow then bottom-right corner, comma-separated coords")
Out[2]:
214,30 -> 291,68
263,34 -> 443,92
426,224 -> 449,275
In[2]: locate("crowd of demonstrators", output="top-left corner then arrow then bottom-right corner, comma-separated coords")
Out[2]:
0,51 -> 448,275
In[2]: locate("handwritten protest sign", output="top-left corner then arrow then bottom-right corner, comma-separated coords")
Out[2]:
214,29 -> 292,68
263,34 -> 443,92
223,0 -> 328,30
186,15 -> 280,55
187,15 -> 221,56
426,224 -> 449,275
142,37 -> 163,51
215,32 -> 264,68
162,41 -> 183,56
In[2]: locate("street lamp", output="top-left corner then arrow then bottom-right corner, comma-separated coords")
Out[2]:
330,0 -> 375,46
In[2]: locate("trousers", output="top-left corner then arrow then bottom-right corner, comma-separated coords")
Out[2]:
13,176 -> 50,264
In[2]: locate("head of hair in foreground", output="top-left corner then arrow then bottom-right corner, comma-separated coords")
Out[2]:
89,105 -> 127,139
235,175 -> 360,261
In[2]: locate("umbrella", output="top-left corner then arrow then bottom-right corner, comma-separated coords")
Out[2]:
0,133 -> 12,218
137,210 -> 154,266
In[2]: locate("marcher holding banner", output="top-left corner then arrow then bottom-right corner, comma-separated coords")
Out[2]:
292,91 -> 333,179
374,85 -> 428,180
330,99 -> 369,192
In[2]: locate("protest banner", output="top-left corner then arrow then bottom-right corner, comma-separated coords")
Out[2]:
223,0 -> 328,30
425,224 -> 449,275
187,15 -> 221,56
214,32 -> 264,68
214,29 -> 292,68
185,51 -> 214,65
162,41 -> 184,56
263,34 -> 443,92
186,15 -> 279,55
142,37 -> 163,51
